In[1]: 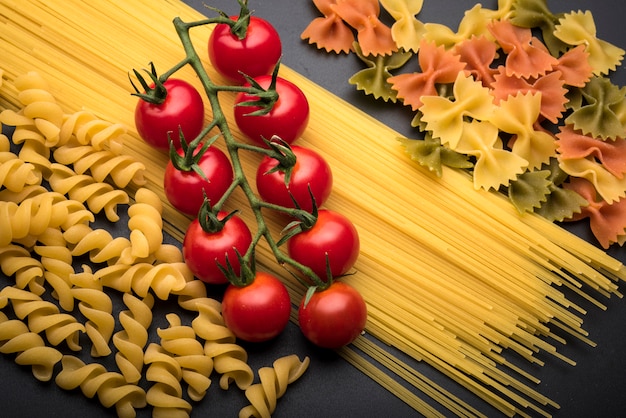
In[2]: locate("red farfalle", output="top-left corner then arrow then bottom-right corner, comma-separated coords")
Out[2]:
564,177 -> 626,249
491,68 -> 568,123
389,39 -> 466,110
553,45 -> 593,87
488,19 -> 559,79
453,35 -> 499,87
331,0 -> 397,56
301,0 -> 355,54
556,125 -> 626,179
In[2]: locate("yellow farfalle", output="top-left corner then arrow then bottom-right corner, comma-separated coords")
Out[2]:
379,0 -> 426,52
554,10 -> 625,76
420,72 -> 494,149
559,157 -> 626,204
455,120 -> 528,191
489,92 -> 556,169
423,4 -> 495,49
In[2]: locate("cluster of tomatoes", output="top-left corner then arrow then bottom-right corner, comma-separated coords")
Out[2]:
131,7 -> 366,350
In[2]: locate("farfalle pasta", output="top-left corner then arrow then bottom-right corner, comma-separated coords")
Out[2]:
453,35 -> 499,87
554,10 -> 625,76
0,311 -> 63,382
301,0 -> 354,53
239,355 -> 310,418
379,0 -> 425,52
422,4 -> 495,49
55,355 -> 147,418
113,292 -> 154,384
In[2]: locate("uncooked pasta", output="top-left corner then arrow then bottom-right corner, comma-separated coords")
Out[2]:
0,1 -> 625,417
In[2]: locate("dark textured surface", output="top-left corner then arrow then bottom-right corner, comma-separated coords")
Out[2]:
1,1 -> 625,417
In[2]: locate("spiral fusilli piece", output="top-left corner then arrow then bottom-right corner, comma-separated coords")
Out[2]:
0,134 -> 41,192
64,223 -> 132,265
48,162 -> 130,222
60,109 -> 126,151
239,355 -> 311,418
55,354 -> 147,418
144,342 -> 192,418
0,244 -> 45,295
113,292 -> 154,384
157,313 -> 213,402
118,188 -> 164,265
0,286 -> 84,351
0,311 -> 63,382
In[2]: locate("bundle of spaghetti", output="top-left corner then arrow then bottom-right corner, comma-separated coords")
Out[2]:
1,0 -> 625,417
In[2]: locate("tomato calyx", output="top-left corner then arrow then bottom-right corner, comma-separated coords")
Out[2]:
197,197 -> 235,233
168,131 -> 220,181
261,136 -> 297,185
129,62 -> 168,105
205,0 -> 253,40
236,64 -> 281,116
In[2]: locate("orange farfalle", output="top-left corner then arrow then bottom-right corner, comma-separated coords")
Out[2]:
332,0 -> 397,56
389,39 -> 465,110
564,177 -> 626,249
491,69 -> 568,123
301,0 -> 355,54
488,19 -> 558,79
453,35 -> 499,87
553,45 -> 593,87
556,125 -> 626,179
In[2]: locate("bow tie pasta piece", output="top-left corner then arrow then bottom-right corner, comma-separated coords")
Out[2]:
239,355 -> 311,418
554,10 -> 625,76
0,311 -> 63,382
509,0 -> 567,55
491,69 -> 568,123
558,157 -> 626,204
55,355 -> 147,418
556,125 -> 626,179
489,92 -> 557,169
455,120 -> 528,191
423,4 -> 496,49
453,35 -> 499,87
331,0 -> 397,56
564,177 -> 626,248
420,72 -> 494,149
553,45 -> 593,88
389,39 -> 465,110
379,0 -> 425,52
488,19 -> 559,79
350,43 -> 413,102
301,0 -> 354,53
565,76 -> 626,141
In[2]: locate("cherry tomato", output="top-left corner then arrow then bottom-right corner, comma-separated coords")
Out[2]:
134,78 -> 205,152
288,209 -> 360,280
164,146 -> 234,216
208,16 -> 282,84
256,145 -> 333,212
298,282 -> 367,349
183,211 -> 252,285
222,271 -> 292,342
234,75 -> 310,146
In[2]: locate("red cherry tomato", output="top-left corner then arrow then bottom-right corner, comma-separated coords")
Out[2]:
222,271 -> 292,342
256,145 -> 333,212
234,75 -> 310,146
183,211 -> 252,285
208,16 -> 282,84
164,146 -> 234,216
288,209 -> 360,280
134,78 -> 204,152
298,282 -> 367,349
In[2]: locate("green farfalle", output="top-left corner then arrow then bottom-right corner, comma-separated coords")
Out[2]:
535,184 -> 588,222
398,134 -> 473,178
509,0 -> 568,55
349,42 -> 413,102
508,169 -> 551,213
565,76 -> 626,140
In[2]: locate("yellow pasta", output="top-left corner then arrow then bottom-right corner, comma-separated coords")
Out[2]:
63,223 -> 132,265
34,241 -> 75,312
55,354 -> 147,418
144,342 -> 192,418
239,355 -> 310,418
0,134 -> 41,191
113,292 -> 154,384
1,1 -> 625,417
118,187 -> 164,264
0,244 -> 45,295
0,311 -> 63,382
157,313 -> 213,402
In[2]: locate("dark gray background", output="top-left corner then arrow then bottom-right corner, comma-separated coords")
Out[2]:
1,1 -> 625,417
